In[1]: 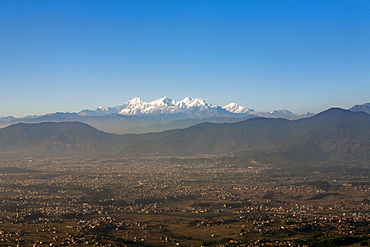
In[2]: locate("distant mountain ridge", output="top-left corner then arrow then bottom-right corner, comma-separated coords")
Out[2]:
350,103 -> 370,114
0,96 -> 313,134
0,108 -> 369,163
95,96 -> 241,116
79,96 -> 280,117
0,99 -> 369,135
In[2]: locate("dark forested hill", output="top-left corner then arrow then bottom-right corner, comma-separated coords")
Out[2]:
0,108 -> 369,161
114,108 -> 370,158
0,122 -> 120,155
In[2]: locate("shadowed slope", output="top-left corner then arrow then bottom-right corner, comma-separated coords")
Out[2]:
0,122 -> 120,155
0,108 -> 369,161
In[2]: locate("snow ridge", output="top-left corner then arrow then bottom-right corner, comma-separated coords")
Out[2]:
222,103 -> 254,114
77,96 -> 308,119
118,96 -> 219,116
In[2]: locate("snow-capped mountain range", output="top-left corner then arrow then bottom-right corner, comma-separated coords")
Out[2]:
0,97 -> 369,134
78,96 -> 294,117
0,96 -> 318,134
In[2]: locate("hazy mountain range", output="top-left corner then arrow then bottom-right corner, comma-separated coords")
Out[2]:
0,97 -> 313,134
0,108 -> 369,164
349,103 -> 370,114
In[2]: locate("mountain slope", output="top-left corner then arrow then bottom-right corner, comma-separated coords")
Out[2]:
0,122 -> 120,155
117,108 -> 370,159
0,108 -> 369,162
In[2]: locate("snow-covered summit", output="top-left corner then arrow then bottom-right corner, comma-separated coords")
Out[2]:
77,96 -> 304,119
118,97 -> 221,116
154,96 -> 175,106
126,97 -> 145,106
98,105 -> 109,111
223,103 -> 254,114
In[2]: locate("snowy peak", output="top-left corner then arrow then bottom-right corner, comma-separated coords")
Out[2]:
223,103 -> 254,114
98,105 -> 109,111
186,98 -> 212,108
117,97 -> 219,116
151,96 -> 175,106
180,97 -> 192,104
125,97 -> 145,107
176,97 -> 191,109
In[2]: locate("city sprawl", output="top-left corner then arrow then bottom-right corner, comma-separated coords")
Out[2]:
1,156 -> 370,246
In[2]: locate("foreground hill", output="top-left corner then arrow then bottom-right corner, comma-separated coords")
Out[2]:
0,108 -> 369,162
0,122 -> 120,155
116,108 -> 370,159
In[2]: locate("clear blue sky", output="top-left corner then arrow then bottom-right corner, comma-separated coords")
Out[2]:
1,0 -> 369,117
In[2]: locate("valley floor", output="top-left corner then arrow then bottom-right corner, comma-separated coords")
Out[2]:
1,156 -> 370,246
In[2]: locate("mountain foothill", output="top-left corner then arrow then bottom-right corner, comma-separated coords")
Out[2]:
0,101 -> 369,165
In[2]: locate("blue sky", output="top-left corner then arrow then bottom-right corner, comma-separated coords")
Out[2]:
1,0 -> 369,117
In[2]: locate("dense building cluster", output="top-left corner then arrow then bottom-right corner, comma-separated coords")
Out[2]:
1,157 -> 370,246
